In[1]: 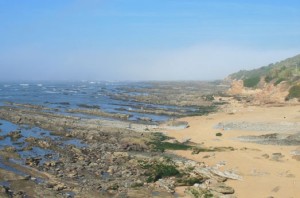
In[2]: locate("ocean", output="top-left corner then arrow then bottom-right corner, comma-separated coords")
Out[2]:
0,81 -> 226,197
0,81 -> 199,123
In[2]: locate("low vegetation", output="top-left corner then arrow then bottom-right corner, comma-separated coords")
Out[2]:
149,132 -> 192,152
192,146 -> 234,154
151,141 -> 192,152
176,177 -> 204,186
188,105 -> 217,117
274,78 -> 286,85
186,187 -> 214,198
191,147 -> 215,154
229,54 -> 300,89
243,76 -> 260,88
286,84 -> 300,101
216,132 -> 223,137
149,133 -> 235,155
139,159 -> 180,182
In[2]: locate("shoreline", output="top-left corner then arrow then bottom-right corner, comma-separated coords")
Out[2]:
164,98 -> 300,197
0,91 -> 299,197
0,101 -> 235,197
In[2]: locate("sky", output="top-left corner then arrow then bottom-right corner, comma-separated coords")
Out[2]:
0,0 -> 300,81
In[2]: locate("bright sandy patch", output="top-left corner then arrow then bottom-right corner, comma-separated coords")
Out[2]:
164,100 -> 300,198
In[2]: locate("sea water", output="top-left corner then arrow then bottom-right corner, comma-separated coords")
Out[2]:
0,81 -> 196,122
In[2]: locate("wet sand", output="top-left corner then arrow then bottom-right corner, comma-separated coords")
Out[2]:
165,99 -> 300,198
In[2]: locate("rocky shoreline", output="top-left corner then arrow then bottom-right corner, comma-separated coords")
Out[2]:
0,101 -> 238,198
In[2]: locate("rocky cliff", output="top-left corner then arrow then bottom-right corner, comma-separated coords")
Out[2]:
227,54 -> 300,104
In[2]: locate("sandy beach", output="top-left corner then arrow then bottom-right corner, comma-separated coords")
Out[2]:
165,99 -> 300,198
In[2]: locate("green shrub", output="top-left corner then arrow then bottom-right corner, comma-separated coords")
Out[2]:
151,141 -> 192,152
189,188 -> 201,197
265,75 -> 274,83
274,78 -> 285,86
243,76 -> 260,88
286,85 -> 300,100
216,132 -> 223,137
143,162 -> 180,182
149,132 -> 192,152
151,132 -> 172,142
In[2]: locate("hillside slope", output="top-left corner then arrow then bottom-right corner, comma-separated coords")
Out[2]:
227,54 -> 300,102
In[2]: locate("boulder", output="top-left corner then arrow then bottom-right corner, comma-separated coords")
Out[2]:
138,117 -> 152,122
53,183 -> 66,191
156,179 -> 175,193
210,183 -> 235,194
3,146 -> 17,153
25,157 -> 41,167
7,130 -> 23,140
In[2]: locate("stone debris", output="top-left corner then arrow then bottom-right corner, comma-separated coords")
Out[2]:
0,103 -> 239,197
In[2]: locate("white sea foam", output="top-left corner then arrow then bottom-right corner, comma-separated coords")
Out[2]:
68,90 -> 78,93
44,91 -> 59,94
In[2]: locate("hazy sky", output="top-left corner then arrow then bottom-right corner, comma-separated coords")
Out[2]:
1,0 -> 300,81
